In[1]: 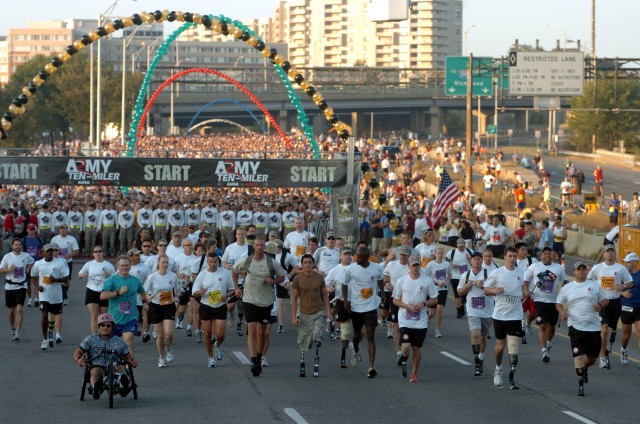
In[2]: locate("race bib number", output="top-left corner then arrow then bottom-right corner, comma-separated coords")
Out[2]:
540,280 -> 555,293
119,301 -> 133,314
622,305 -> 633,313
471,296 -> 485,309
158,291 -> 173,306
458,265 -> 468,274
505,295 -> 520,304
13,267 -> 25,280
60,248 -> 69,257
435,269 -> 446,281
295,245 -> 307,256
208,290 -> 222,304
439,235 -> 448,242
360,287 -> 373,300
601,277 -> 615,290
421,257 -> 431,267
405,309 -> 420,321
42,275 -> 54,285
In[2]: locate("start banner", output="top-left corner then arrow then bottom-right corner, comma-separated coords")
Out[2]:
0,157 -> 351,188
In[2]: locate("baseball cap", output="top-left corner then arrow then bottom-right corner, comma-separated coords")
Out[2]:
27,223 -> 36,230
456,238 -> 466,246
173,231 -> 182,236
340,246 -> 353,254
399,245 -> 411,256
604,244 -> 616,252
540,246 -> 552,253
49,243 -> 59,250
417,210 -> 425,215
268,230 -> 278,237
623,252 -> 639,262
470,251 -> 483,258
573,261 -> 588,270
409,254 -> 422,266
43,244 -> 54,251
127,248 -> 141,256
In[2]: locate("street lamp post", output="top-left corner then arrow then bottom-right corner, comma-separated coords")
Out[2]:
170,58 -> 191,135
545,23 -> 567,50
121,26 -> 147,146
463,24 -> 475,56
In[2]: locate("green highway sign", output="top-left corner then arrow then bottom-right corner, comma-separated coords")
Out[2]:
487,125 -> 497,135
445,57 -> 509,96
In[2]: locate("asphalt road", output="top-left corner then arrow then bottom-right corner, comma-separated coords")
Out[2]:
2,261 -> 640,424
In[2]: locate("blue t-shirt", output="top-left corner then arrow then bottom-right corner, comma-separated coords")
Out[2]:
381,216 -> 394,239
622,270 -> 640,309
22,236 -> 43,261
102,273 -> 145,324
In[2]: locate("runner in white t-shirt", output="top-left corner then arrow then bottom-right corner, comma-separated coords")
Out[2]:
457,251 -> 494,377
484,246 -> 525,389
556,261 -> 608,396
325,246 -> 353,368
392,254 -> 438,383
77,245 -> 116,334
341,245 -> 384,378
0,238 -> 35,341
425,247 -> 452,338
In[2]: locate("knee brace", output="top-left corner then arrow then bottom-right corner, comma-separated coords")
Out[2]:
48,312 -> 55,323
507,335 -> 519,354
340,323 -> 352,341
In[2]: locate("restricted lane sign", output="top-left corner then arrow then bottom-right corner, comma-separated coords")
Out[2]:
508,51 -> 584,96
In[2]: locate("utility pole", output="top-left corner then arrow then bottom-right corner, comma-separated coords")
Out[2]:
465,54 -> 473,189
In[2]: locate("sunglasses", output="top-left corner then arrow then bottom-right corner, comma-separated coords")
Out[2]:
327,236 -> 335,240
129,253 -> 140,256
142,245 -> 151,248
98,323 -> 112,328
93,250 -> 103,253
184,244 -> 193,247
158,244 -> 168,247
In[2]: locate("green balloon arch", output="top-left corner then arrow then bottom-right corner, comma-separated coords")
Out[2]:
0,10 -> 352,155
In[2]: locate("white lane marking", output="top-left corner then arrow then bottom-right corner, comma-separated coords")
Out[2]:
634,182 -> 640,185
440,351 -> 472,365
285,408 -> 310,424
233,351 -> 251,365
562,411 -> 598,424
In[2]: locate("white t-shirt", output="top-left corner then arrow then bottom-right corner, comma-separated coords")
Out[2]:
1,251 -> 35,288
484,266 -> 525,321
78,260 -> 116,292
425,260 -> 452,291
284,230 -> 313,259
516,256 -> 538,274
30,258 -> 69,304
383,260 -> 410,293
447,248 -> 471,279
484,225 -> 512,246
524,262 -> 567,303
174,253 -> 196,283
460,269 -> 494,318
556,280 -> 607,332
50,235 -> 79,263
165,243 -> 184,260
222,243 -> 249,267
130,262 -> 152,307
587,262 -> 633,300
342,262 -> 383,313
140,253 -> 156,267
415,243 -> 436,268
393,273 -> 438,329
144,271 -> 179,305
313,246 -> 340,277
146,255 -> 177,273
325,264 -> 349,301
192,268 -> 234,309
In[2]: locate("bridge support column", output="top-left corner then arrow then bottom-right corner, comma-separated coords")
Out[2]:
410,110 -> 426,135
514,111 -> 527,133
430,106 -> 444,140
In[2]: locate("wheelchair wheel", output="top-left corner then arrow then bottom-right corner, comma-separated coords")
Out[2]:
128,364 -> 138,400
107,360 -> 114,409
80,367 -> 88,401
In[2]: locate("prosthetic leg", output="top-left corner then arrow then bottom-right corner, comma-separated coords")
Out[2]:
313,342 -> 321,377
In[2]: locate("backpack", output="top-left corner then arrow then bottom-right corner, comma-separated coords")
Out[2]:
280,250 -> 293,273
465,268 -> 488,284
243,254 -> 276,278
447,248 -> 473,262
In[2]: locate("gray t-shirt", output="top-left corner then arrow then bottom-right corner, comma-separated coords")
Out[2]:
79,334 -> 129,367
233,255 -> 286,307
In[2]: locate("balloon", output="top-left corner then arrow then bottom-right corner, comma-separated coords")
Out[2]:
389,218 -> 399,231
371,198 -> 380,209
392,235 -> 402,247
371,187 -> 383,197
381,204 -> 392,213
364,171 -> 375,182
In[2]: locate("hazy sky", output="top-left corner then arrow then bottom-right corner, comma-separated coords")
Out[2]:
0,0 -> 636,58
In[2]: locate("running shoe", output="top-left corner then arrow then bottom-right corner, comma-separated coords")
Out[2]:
10,328 -> 16,339
493,369 -> 503,387
621,348 -> 628,365
153,331 -> 158,340
367,366 -> 377,378
401,360 -> 407,378
396,351 -> 403,366
509,370 -> 519,390
237,323 -> 243,337
227,314 -> 234,327
194,329 -> 203,343
47,329 -> 54,347
542,348 -> 550,363
277,325 -> 284,334
380,319 -> 387,330
11,332 -> 19,342
330,331 -> 336,341
34,299 -> 40,307
340,359 -> 347,369
409,371 -> 418,383
63,299 -> 68,306
186,327 -> 193,337
142,332 -> 151,343
526,324 -> 533,335
434,329 -> 442,338
578,381 -> 585,397
55,333 -> 62,344
41,339 -> 49,350
165,348 -> 174,362
350,342 -> 361,368
27,298 -> 32,307
175,319 -> 184,329
598,357 -> 607,369
215,344 -> 224,361
261,357 -> 269,367
386,326 -> 393,339
521,333 -> 527,344
158,356 -> 166,368
251,361 -> 260,377
208,357 -> 216,368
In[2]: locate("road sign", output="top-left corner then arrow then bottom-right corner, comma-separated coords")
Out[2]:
487,125 -> 497,135
508,51 -> 584,96
445,57 -> 494,96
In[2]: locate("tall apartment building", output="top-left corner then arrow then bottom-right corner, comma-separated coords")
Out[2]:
179,0 -> 461,70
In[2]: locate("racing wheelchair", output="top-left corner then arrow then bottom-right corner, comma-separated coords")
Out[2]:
80,347 -> 138,409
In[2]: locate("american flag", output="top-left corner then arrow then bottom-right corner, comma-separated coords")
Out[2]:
428,169 -> 461,228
